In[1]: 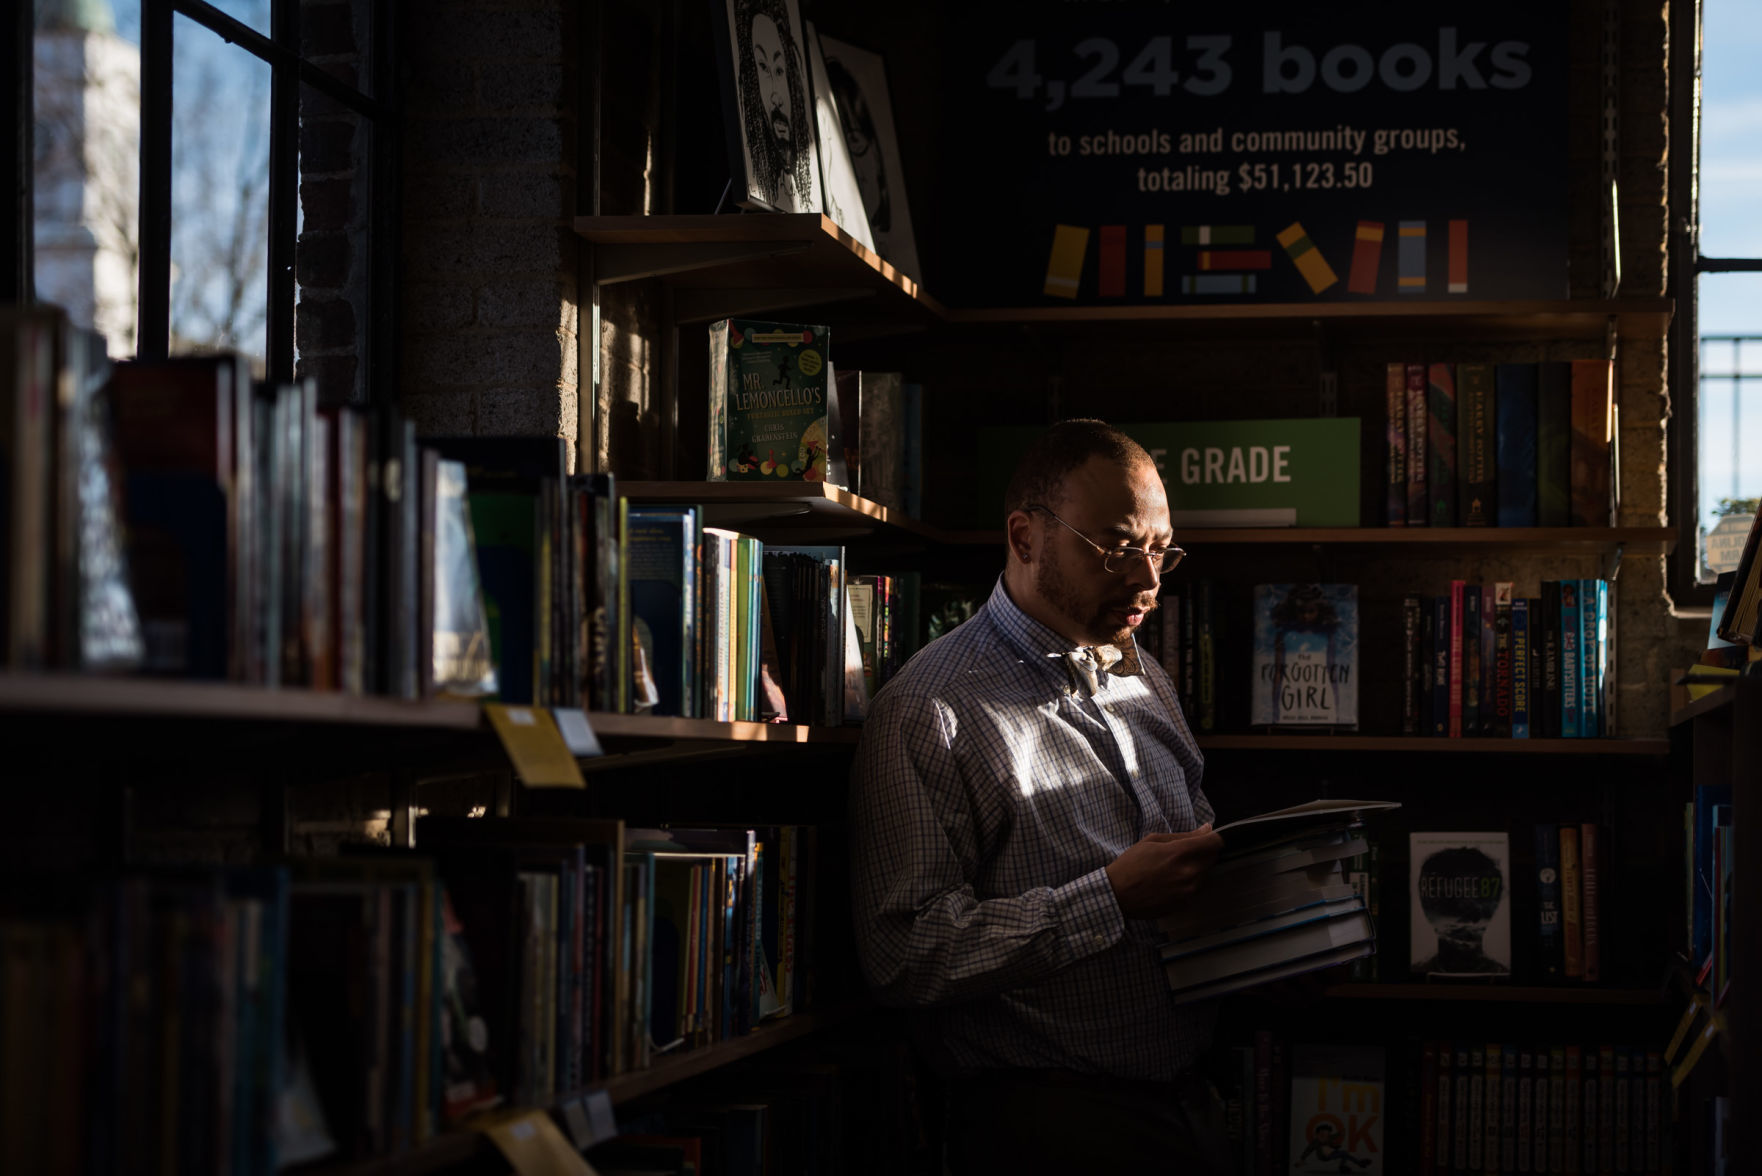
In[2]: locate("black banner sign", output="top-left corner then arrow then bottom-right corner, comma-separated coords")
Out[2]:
937,2 -> 1568,306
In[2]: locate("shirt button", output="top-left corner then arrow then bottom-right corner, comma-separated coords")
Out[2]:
1093,933 -> 1108,946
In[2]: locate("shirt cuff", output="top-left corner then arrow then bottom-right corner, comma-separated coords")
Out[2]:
1055,866 -> 1126,958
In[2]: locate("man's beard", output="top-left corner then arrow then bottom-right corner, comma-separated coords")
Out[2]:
1034,555 -> 1157,646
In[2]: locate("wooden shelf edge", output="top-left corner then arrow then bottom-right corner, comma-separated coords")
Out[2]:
586,1001 -> 868,1106
302,1004 -> 869,1176
1198,735 -> 1668,755
0,672 -> 486,730
585,711 -> 860,745
1669,681 -> 1742,727
944,297 -> 1673,331
1323,983 -> 1664,1004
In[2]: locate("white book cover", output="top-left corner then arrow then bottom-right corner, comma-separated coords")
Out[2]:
1289,1044 -> 1386,1175
1409,831 -> 1512,976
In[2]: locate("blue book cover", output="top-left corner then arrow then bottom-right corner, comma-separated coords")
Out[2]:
1250,584 -> 1359,728
626,507 -> 698,716
1693,785 -> 1733,966
1496,364 -> 1540,526
1595,579 -> 1610,736
1580,579 -> 1601,738
1559,581 -> 1581,737
1432,595 -> 1451,737
1511,598 -> 1531,738
1534,825 -> 1561,979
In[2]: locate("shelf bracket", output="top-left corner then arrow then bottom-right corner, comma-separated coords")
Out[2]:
1604,540 -> 1626,584
594,241 -> 811,285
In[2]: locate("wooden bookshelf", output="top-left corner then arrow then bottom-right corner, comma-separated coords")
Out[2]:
1323,983 -> 1664,1005
1670,680 -> 1741,727
574,213 -> 943,328
945,297 -> 1673,339
620,479 -> 968,544
0,672 -> 484,730
303,1005 -> 867,1176
585,711 -> 860,745
943,525 -> 1675,554
1197,735 -> 1670,756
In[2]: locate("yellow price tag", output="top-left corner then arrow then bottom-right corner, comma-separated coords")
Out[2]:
485,704 -> 586,788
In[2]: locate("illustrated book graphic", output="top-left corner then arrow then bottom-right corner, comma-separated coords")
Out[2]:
708,320 -> 833,484
1289,1044 -> 1386,1175
1409,831 -> 1511,977
1251,584 -> 1359,729
714,0 -> 824,216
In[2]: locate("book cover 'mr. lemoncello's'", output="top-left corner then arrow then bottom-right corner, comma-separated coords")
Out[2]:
708,320 -> 832,483
1409,831 -> 1512,978
1252,584 -> 1359,729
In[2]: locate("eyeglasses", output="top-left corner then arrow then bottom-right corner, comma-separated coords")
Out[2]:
1026,505 -> 1187,575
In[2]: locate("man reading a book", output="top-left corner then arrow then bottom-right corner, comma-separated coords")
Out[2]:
851,419 -> 1230,1172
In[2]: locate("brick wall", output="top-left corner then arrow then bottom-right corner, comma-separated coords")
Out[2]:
398,0 -> 581,466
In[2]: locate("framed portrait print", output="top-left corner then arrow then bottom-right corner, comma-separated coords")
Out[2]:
715,0 -> 825,215
804,20 -> 875,252
815,33 -> 921,280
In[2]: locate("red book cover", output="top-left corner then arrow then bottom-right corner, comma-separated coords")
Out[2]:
1099,225 -> 1127,297
1198,249 -> 1272,270
1349,220 -> 1385,294
1449,219 -> 1469,293
1449,580 -> 1465,737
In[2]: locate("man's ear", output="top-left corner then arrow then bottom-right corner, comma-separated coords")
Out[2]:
1005,509 -> 1036,565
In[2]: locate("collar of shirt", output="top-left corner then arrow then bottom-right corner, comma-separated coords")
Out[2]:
984,577 -> 1144,696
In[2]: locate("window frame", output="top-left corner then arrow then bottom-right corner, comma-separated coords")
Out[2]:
10,0 -> 399,397
1668,0 -> 1762,609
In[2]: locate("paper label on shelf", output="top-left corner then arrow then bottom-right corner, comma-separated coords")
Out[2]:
484,704 -> 586,788
552,708 -> 604,757
477,1109 -> 597,1176
559,1091 -> 619,1151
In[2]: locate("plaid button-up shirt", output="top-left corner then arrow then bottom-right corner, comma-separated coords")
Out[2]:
850,578 -> 1217,1081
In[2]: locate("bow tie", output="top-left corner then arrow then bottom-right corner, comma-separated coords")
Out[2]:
1053,642 -> 1143,697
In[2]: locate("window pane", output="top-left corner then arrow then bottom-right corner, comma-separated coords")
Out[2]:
1696,273 -> 1762,582
1700,0 -> 1762,258
296,81 -> 372,405
206,0 -> 272,38
170,12 -> 271,370
32,2 -> 141,356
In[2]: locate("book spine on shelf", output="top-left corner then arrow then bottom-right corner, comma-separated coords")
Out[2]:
1493,583 -> 1514,739
1511,597 -> 1531,738
1570,359 -> 1615,527
1387,363 -> 1408,525
1518,1047 -> 1534,1172
1432,596 -> 1449,737
1449,581 -> 1465,738
1420,1040 -> 1439,1176
1468,1044 -> 1485,1172
1454,1044 -> 1471,1173
1580,823 -> 1600,983
1496,363 -> 1540,526
1537,362 -> 1572,527
1407,363 -> 1429,526
1463,584 -> 1482,736
1483,1043 -> 1500,1169
1540,583 -> 1561,739
1429,362 -> 1458,527
1560,826 -> 1584,980
1458,362 -> 1495,526
1534,824 -> 1563,981
1501,1043 -> 1518,1175
1403,595 -> 1423,735
1563,1046 -> 1582,1170
1582,1047 -> 1599,1174
1559,580 -> 1581,738
1579,579 -> 1600,738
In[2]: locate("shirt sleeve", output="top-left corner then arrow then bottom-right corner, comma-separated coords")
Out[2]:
849,688 -> 1126,1009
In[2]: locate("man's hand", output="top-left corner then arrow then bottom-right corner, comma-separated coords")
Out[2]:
1104,824 -> 1224,920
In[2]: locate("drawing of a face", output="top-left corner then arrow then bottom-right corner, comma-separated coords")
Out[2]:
751,14 -> 791,147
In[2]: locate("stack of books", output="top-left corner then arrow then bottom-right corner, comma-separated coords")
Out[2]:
1160,800 -> 1400,1003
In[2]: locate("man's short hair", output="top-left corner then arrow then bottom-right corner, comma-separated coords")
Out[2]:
1003,419 -> 1153,517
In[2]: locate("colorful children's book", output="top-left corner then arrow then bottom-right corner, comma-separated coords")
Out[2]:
708,320 -> 833,484
1250,584 -> 1359,729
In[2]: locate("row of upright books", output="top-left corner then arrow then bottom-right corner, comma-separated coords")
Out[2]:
0,818 -> 821,1173
1401,580 -> 1614,738
1384,359 -> 1616,528
1217,1035 -> 1666,1176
